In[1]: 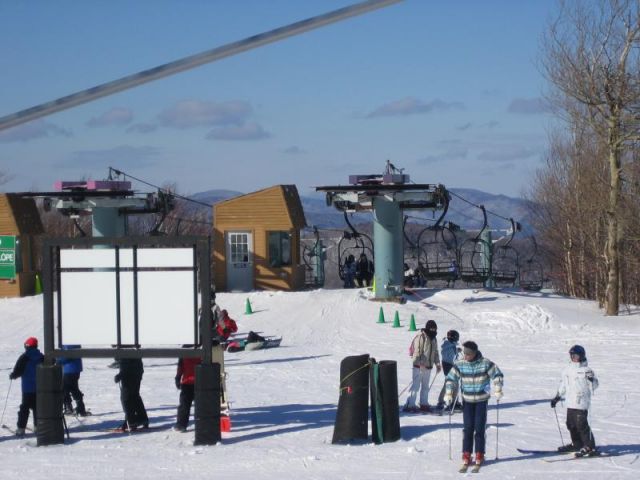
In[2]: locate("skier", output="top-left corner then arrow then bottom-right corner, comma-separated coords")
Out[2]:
355,253 -> 373,287
56,344 -> 89,416
444,340 -> 503,470
343,255 -> 356,288
436,329 -> 462,410
551,344 -> 599,457
216,309 -> 238,342
404,320 -> 441,413
8,337 -> 44,436
173,356 -> 202,432
114,358 -> 149,431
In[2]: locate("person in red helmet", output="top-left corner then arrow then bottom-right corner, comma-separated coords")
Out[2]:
9,337 -> 44,436
216,309 -> 238,342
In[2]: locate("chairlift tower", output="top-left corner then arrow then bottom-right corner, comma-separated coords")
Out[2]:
317,162 -> 448,300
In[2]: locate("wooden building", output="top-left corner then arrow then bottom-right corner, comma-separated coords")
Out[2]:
0,194 -> 44,297
213,185 -> 307,291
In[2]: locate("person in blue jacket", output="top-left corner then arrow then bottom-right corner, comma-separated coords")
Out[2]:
57,345 -> 88,416
9,337 -> 44,436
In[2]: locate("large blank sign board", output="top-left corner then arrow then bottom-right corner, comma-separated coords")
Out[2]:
59,248 -> 196,346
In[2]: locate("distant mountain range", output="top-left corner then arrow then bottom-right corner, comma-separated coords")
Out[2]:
188,187 -> 535,235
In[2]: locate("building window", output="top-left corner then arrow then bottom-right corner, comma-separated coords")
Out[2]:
230,233 -> 249,263
268,232 -> 291,267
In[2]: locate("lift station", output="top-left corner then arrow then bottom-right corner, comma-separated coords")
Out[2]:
317,162 -> 448,300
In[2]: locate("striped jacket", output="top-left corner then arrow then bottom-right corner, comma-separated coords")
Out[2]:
445,351 -> 503,403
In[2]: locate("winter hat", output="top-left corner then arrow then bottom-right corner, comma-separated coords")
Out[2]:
447,330 -> 460,343
462,340 -> 478,357
569,345 -> 586,362
424,320 -> 437,331
24,337 -> 38,348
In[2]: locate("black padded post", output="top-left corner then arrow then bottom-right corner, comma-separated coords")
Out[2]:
332,354 -> 370,444
378,360 -> 400,442
36,364 -> 64,446
194,362 -> 221,445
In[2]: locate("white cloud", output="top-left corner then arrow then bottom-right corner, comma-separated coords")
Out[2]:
367,97 -> 464,118
0,120 -> 72,143
86,107 -> 133,127
158,100 -> 252,129
507,97 -> 550,115
206,122 -> 271,141
57,145 -> 161,169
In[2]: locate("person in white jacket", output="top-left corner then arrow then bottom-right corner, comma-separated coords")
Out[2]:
551,345 -> 599,457
404,320 -> 441,413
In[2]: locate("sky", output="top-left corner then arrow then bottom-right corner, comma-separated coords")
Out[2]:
0,0 -> 559,199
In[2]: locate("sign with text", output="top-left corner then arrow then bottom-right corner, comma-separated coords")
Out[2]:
0,235 -> 16,279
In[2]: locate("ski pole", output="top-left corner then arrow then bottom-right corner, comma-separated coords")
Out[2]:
553,406 -> 565,446
0,379 -> 12,426
495,399 -> 500,460
448,385 -> 460,461
397,379 -> 413,399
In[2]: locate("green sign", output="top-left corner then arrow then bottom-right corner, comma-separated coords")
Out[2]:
0,235 -> 16,279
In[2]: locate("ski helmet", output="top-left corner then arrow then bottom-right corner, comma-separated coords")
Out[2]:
24,337 -> 38,348
569,345 -> 586,362
447,330 -> 460,343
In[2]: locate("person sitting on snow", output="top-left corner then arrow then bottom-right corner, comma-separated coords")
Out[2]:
551,344 -> 599,457
216,309 -> 238,342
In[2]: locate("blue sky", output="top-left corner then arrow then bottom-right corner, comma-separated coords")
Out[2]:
0,0 -> 558,198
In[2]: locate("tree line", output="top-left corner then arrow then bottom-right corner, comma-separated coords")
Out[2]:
529,0 -> 640,314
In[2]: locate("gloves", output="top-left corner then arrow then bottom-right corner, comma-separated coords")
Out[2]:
9,373 -> 16,380
443,391 -> 453,408
494,386 -> 503,401
175,376 -> 181,390
586,371 -> 594,382
550,395 -> 560,408
114,374 -> 121,384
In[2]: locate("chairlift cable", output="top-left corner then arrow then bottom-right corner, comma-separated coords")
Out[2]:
109,167 -> 213,208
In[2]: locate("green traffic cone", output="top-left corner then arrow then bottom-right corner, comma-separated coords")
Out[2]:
392,311 -> 401,328
34,273 -> 42,295
408,314 -> 417,331
377,307 -> 385,324
245,298 -> 253,315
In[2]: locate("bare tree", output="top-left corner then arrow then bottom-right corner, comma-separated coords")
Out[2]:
541,0 -> 640,314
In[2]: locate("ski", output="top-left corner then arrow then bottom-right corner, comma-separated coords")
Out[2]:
543,452 -> 615,463
517,448 -> 568,455
471,464 -> 481,473
1,424 -> 33,436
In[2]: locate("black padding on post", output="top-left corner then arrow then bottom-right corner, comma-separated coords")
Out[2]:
378,360 -> 400,442
36,364 -> 64,446
332,354 -> 370,444
194,363 -> 221,445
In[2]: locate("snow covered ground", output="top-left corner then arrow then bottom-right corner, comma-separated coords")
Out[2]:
1,287 -> 639,479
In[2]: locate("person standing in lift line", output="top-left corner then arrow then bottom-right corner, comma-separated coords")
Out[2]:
9,337 -> 44,436
404,320 -> 442,413
444,340 -> 503,469
551,345 -> 599,457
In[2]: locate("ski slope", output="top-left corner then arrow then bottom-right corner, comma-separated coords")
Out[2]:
0,288 -> 638,479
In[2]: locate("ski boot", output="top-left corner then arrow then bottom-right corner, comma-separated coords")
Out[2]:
558,443 -> 578,453
575,446 -> 597,457
459,452 -> 472,473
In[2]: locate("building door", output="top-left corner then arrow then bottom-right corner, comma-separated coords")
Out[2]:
225,231 -> 253,291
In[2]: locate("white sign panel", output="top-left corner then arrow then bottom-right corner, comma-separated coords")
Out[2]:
59,248 -> 197,346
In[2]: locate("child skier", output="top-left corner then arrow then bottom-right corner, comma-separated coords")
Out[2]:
9,337 -> 44,436
436,329 -> 462,410
404,320 -> 441,413
551,344 -> 599,457
57,345 -> 89,416
173,356 -> 202,432
444,340 -> 503,470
